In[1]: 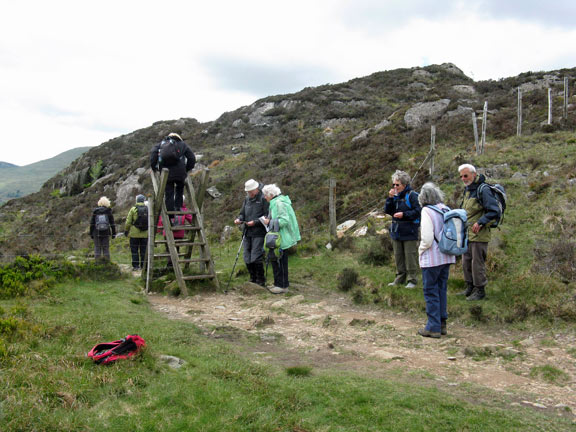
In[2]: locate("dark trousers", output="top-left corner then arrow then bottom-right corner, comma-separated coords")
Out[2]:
94,234 -> 110,260
130,237 -> 147,269
422,264 -> 451,333
269,249 -> 289,288
462,242 -> 488,288
165,180 -> 185,212
243,236 -> 265,265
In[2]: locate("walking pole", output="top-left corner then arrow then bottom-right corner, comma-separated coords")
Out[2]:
225,229 -> 246,292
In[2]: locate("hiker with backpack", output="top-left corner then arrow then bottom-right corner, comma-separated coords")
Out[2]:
261,184 -> 301,294
124,194 -> 149,271
417,183 -> 457,338
458,164 -> 502,301
384,170 -> 421,289
89,196 -> 116,261
150,132 -> 196,215
233,179 -> 269,287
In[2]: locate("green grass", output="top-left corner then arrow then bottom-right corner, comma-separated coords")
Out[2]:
1,279 -> 573,431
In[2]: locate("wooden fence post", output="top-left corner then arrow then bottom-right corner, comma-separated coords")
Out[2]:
480,101 -> 488,155
329,179 -> 337,239
517,88 -> 522,137
564,77 -> 569,120
429,125 -> 436,179
472,111 -> 479,153
548,88 -> 553,125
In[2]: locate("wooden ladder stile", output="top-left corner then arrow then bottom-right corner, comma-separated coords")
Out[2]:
144,168 -> 219,295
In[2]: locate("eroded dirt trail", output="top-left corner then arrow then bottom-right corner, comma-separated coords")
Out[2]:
147,281 -> 576,417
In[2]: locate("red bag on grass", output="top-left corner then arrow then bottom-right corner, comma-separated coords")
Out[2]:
87,334 -> 146,365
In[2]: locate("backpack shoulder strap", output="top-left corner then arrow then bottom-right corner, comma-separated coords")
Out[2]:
404,191 -> 412,209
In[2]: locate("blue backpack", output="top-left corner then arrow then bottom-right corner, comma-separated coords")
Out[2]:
427,206 -> 468,256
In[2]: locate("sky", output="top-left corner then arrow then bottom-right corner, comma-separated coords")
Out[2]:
1,0 -> 575,166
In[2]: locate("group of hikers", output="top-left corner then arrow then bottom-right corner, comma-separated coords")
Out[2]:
89,132 -> 503,337
384,165 -> 502,338
89,132 -> 301,292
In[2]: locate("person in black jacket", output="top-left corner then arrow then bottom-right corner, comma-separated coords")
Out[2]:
234,179 -> 269,286
150,132 -> 196,214
90,196 -> 116,261
384,170 -> 421,289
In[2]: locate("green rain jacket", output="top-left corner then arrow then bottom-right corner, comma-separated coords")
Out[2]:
269,195 -> 301,250
125,203 -> 149,239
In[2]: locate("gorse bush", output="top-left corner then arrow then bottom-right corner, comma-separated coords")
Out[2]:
359,235 -> 394,266
337,268 -> 359,292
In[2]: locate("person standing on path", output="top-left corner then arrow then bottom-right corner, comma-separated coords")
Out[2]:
384,170 -> 421,289
417,182 -> 456,338
90,196 -> 116,261
458,164 -> 501,301
234,179 -> 269,286
124,194 -> 148,271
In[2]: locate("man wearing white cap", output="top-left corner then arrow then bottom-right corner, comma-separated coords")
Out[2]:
234,179 -> 269,286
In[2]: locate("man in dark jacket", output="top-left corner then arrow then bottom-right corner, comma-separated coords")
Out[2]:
458,164 -> 501,301
150,132 -> 196,213
234,179 -> 269,286
384,170 -> 421,288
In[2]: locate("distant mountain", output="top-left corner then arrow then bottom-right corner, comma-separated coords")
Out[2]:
0,162 -> 18,169
0,147 -> 91,204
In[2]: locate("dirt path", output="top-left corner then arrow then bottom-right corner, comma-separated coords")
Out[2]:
146,280 -> 576,418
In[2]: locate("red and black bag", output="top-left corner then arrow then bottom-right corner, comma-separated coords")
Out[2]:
87,334 -> 146,365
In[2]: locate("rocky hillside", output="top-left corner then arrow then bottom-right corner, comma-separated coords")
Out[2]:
1,62 -> 575,257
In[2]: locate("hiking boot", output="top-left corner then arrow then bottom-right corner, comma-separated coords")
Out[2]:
441,320 -> 447,336
387,277 -> 404,287
418,328 -> 441,338
466,287 -> 486,301
457,283 -> 474,296
268,286 -> 288,294
405,282 -> 417,289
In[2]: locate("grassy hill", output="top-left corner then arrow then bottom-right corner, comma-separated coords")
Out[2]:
0,147 -> 91,204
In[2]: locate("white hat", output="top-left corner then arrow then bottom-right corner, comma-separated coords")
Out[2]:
244,179 -> 259,192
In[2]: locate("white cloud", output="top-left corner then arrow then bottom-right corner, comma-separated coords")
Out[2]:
1,1 -> 575,165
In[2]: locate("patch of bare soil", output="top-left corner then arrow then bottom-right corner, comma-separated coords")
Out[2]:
147,281 -> 576,419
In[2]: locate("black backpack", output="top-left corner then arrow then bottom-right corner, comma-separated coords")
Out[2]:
95,213 -> 110,232
477,183 -> 507,227
133,206 -> 148,231
158,138 -> 183,166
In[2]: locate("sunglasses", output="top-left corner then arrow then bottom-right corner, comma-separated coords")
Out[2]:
392,183 -> 401,187
460,174 -> 469,178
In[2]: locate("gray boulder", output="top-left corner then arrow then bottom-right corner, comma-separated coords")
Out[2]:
404,99 -> 451,128
115,174 -> 142,208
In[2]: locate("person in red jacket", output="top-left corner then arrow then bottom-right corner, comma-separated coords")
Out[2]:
157,199 -> 193,268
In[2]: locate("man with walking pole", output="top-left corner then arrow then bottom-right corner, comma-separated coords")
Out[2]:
233,179 -> 269,287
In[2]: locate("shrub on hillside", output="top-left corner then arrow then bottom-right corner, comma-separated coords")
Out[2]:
0,256 -> 123,299
337,268 -> 359,292
533,240 -> 576,282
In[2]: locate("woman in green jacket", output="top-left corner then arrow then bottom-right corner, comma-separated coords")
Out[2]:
262,184 -> 301,294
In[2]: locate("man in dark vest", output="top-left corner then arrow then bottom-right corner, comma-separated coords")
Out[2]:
234,179 -> 269,286
150,132 -> 195,214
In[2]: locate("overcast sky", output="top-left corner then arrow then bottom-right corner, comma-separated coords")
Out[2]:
2,0 -> 575,166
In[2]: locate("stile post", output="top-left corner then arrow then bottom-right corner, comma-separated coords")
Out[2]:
329,179 -> 337,239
